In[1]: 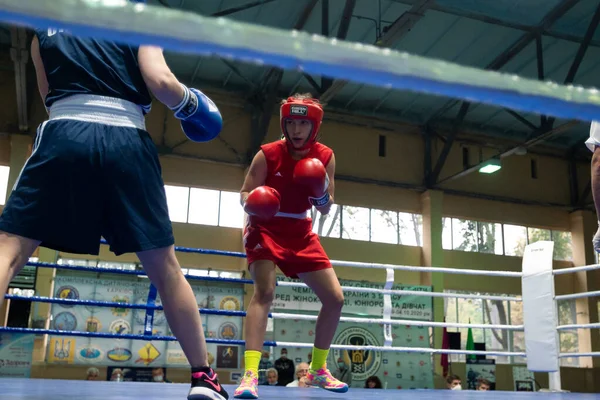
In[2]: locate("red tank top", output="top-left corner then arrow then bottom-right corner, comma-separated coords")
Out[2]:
261,140 -> 333,214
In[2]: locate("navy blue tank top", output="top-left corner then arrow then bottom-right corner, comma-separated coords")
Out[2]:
35,28 -> 152,113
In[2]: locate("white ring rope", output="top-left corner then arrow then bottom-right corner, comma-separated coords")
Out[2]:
557,323 -> 600,331
331,260 -> 522,277
277,281 -> 521,302
559,352 -> 600,358
276,341 -> 526,357
271,312 -> 523,331
552,264 -> 600,275
3,0 -> 600,122
555,290 -> 600,301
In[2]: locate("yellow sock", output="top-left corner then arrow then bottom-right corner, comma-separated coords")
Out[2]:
244,350 -> 261,375
310,346 -> 329,371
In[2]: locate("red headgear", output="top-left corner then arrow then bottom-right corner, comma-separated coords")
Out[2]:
280,97 -> 323,150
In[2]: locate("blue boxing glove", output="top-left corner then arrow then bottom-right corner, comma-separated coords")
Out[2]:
170,84 -> 222,142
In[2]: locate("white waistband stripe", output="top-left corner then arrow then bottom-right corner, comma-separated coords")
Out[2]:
48,94 -> 146,130
275,211 -> 310,219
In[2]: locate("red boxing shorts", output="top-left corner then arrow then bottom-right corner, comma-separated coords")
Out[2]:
243,216 -> 331,278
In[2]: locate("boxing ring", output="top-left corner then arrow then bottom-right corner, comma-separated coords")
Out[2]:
0,240 -> 599,399
3,379 -> 600,400
0,0 -> 600,398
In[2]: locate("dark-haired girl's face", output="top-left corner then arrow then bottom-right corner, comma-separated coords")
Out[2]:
284,119 -> 313,148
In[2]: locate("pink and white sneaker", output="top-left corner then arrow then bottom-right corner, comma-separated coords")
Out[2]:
233,370 -> 258,399
306,366 -> 349,393
188,367 -> 229,400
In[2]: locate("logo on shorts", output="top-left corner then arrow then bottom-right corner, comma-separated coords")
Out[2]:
56,286 -> 79,308
219,296 -> 240,311
290,105 -> 308,116
332,327 -> 381,381
219,322 -> 238,340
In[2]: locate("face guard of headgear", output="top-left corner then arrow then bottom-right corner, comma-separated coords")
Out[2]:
280,97 -> 323,151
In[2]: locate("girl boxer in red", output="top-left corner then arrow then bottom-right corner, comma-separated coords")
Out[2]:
234,93 -> 347,399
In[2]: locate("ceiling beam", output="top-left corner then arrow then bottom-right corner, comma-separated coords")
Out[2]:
246,70 -> 284,162
429,102 -> 471,185
160,146 -> 585,210
336,0 -> 355,40
568,154 -> 579,207
423,0 -> 580,183
545,1 -> 600,129
578,180 -> 592,209
321,0 -> 356,93
211,0 -> 278,17
220,58 -> 258,91
535,36 -> 547,128
10,27 -> 28,132
320,0 -> 332,92
321,0 -> 329,37
335,173 -> 581,209
294,0 -> 320,30
436,120 -> 579,185
388,0 -> 600,48
319,0 -> 435,103
253,0 -> 318,91
175,76 -> 590,161
303,73 -> 324,94
502,108 -> 539,132
427,0 -> 580,123
423,126 -> 432,188
509,1 -> 600,156
245,0 -> 318,163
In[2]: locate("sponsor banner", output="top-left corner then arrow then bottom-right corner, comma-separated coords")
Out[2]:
0,333 -> 34,378
273,278 -> 432,321
47,273 -> 243,368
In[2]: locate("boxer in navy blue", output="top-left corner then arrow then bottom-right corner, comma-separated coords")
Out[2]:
0,18 -> 227,400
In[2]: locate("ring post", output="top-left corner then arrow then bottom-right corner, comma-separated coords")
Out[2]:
521,241 -> 561,391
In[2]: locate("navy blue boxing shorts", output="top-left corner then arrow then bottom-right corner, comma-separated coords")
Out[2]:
0,95 -> 174,256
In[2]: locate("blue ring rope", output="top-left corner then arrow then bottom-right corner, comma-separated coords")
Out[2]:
0,326 -> 277,346
99,239 -> 247,258
3,294 -> 255,318
26,261 -> 255,285
16,243 -> 396,350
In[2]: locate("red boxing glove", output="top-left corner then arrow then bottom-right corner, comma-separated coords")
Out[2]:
293,158 -> 330,207
244,186 -> 281,219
